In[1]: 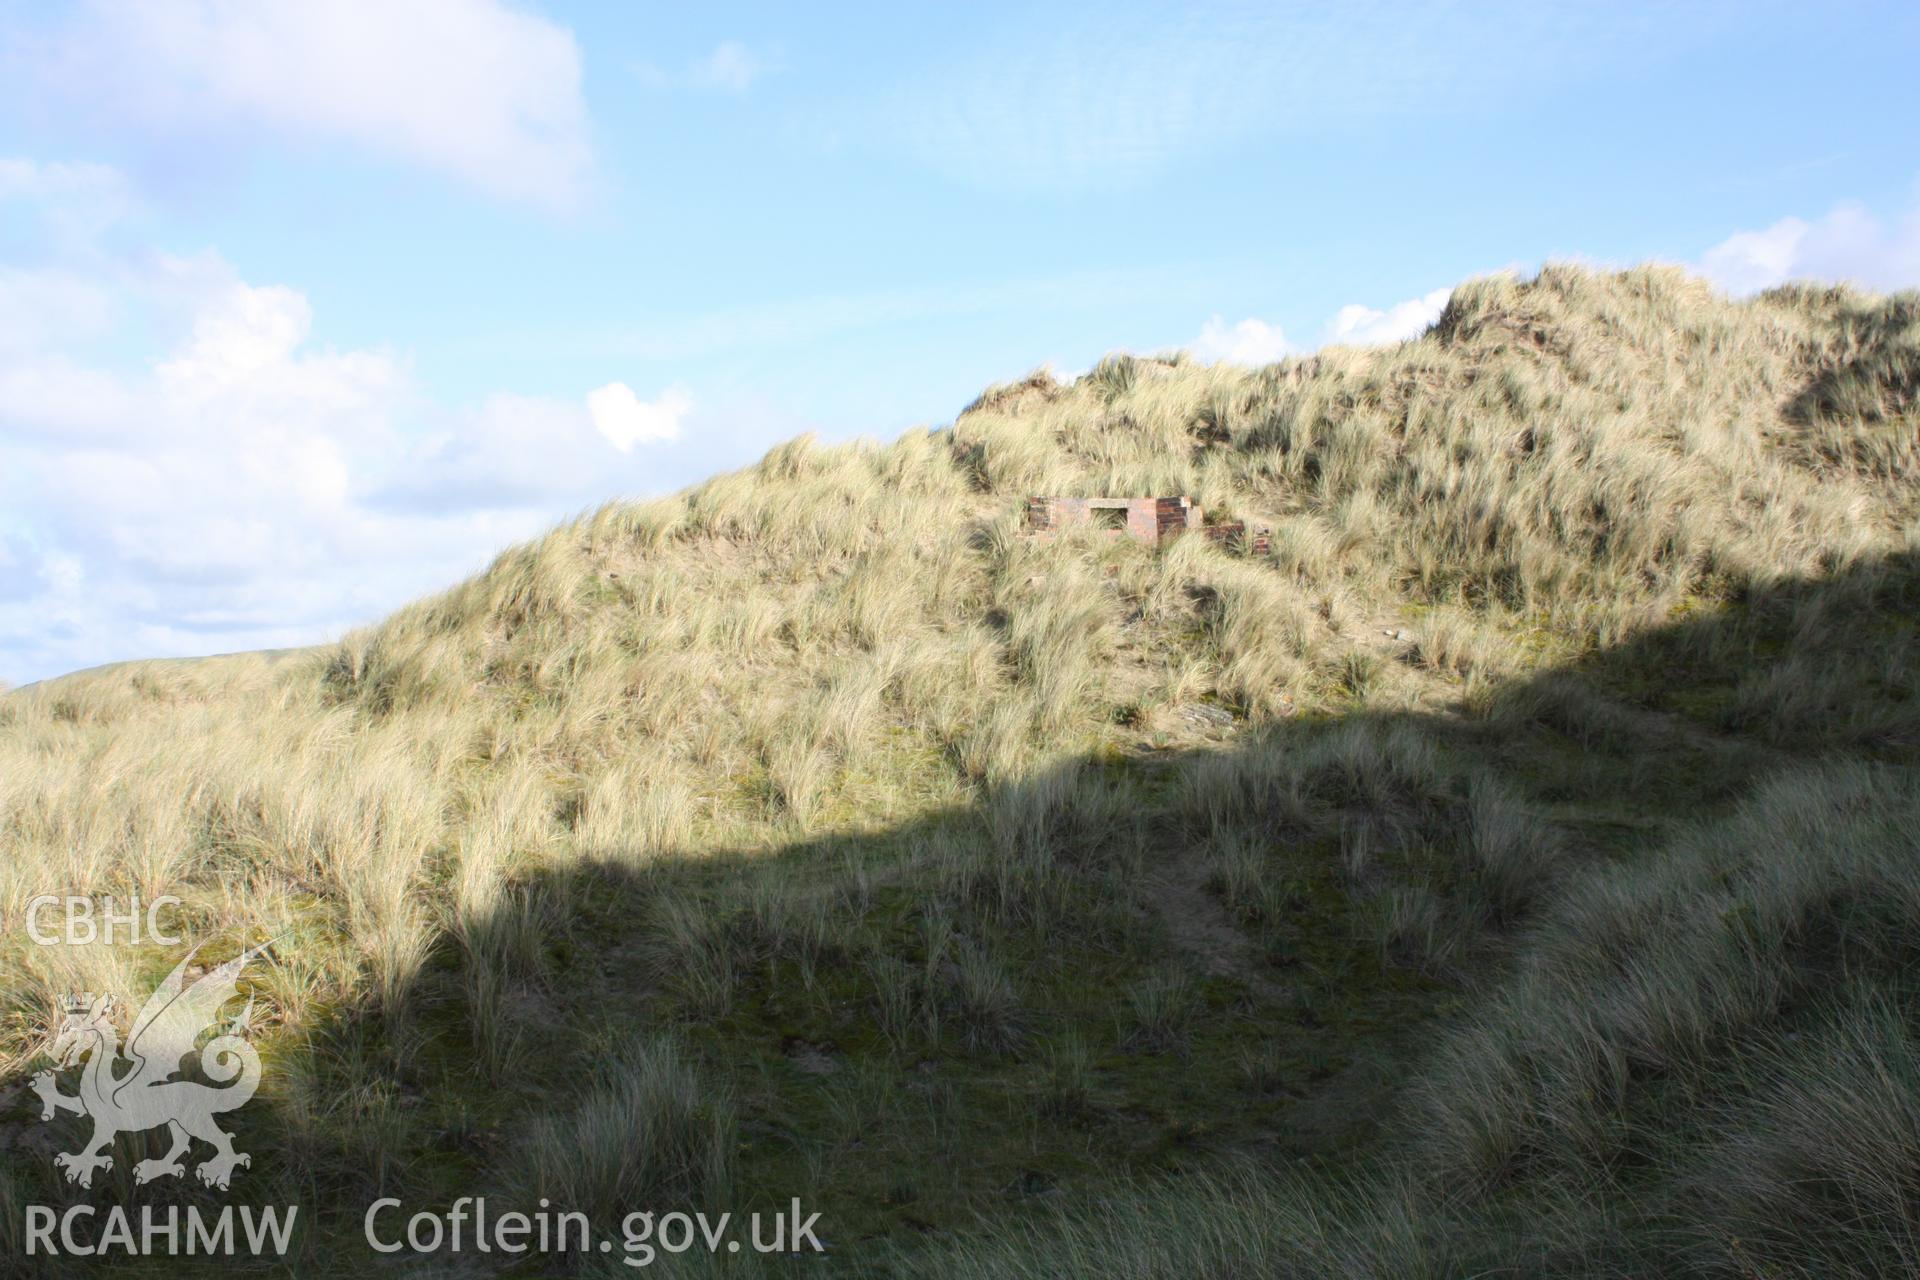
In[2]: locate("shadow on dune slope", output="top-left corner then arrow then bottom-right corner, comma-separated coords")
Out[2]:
4,548 -> 1917,1278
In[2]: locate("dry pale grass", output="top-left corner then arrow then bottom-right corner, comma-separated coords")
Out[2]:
5,264 -> 1912,1057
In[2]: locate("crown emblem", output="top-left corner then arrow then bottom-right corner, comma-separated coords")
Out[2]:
58,993 -> 98,1014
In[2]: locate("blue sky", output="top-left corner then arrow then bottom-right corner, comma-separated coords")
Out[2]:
2,0 -> 1918,684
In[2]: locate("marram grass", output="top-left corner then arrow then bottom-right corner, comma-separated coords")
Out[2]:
2,265 -> 1918,1275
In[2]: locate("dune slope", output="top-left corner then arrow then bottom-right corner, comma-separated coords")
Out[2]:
2,265 -> 1917,1276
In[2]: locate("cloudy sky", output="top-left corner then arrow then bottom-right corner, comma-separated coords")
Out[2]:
1,1 -> 1917,684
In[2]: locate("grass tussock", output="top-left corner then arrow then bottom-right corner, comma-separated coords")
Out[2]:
513,1036 -> 736,1226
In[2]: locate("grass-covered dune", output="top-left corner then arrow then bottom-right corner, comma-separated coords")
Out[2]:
2,265 -> 1917,1276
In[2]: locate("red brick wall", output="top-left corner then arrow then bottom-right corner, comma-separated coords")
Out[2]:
1154,497 -> 1195,539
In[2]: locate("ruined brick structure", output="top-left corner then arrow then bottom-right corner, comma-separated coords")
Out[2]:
1025,496 -> 1198,542
1026,497 -> 1268,555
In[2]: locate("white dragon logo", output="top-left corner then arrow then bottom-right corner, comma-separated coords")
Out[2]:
31,941 -> 268,1191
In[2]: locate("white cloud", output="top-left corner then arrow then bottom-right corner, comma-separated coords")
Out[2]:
1698,196 -> 1920,295
0,161 -> 715,684
1190,316 -> 1291,364
32,0 -> 591,208
0,266 -> 121,353
0,158 -> 133,240
588,381 -> 692,451
1324,287 -> 1451,347
8,274 -> 412,592
1187,287 -> 1449,366
0,358 -> 144,437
